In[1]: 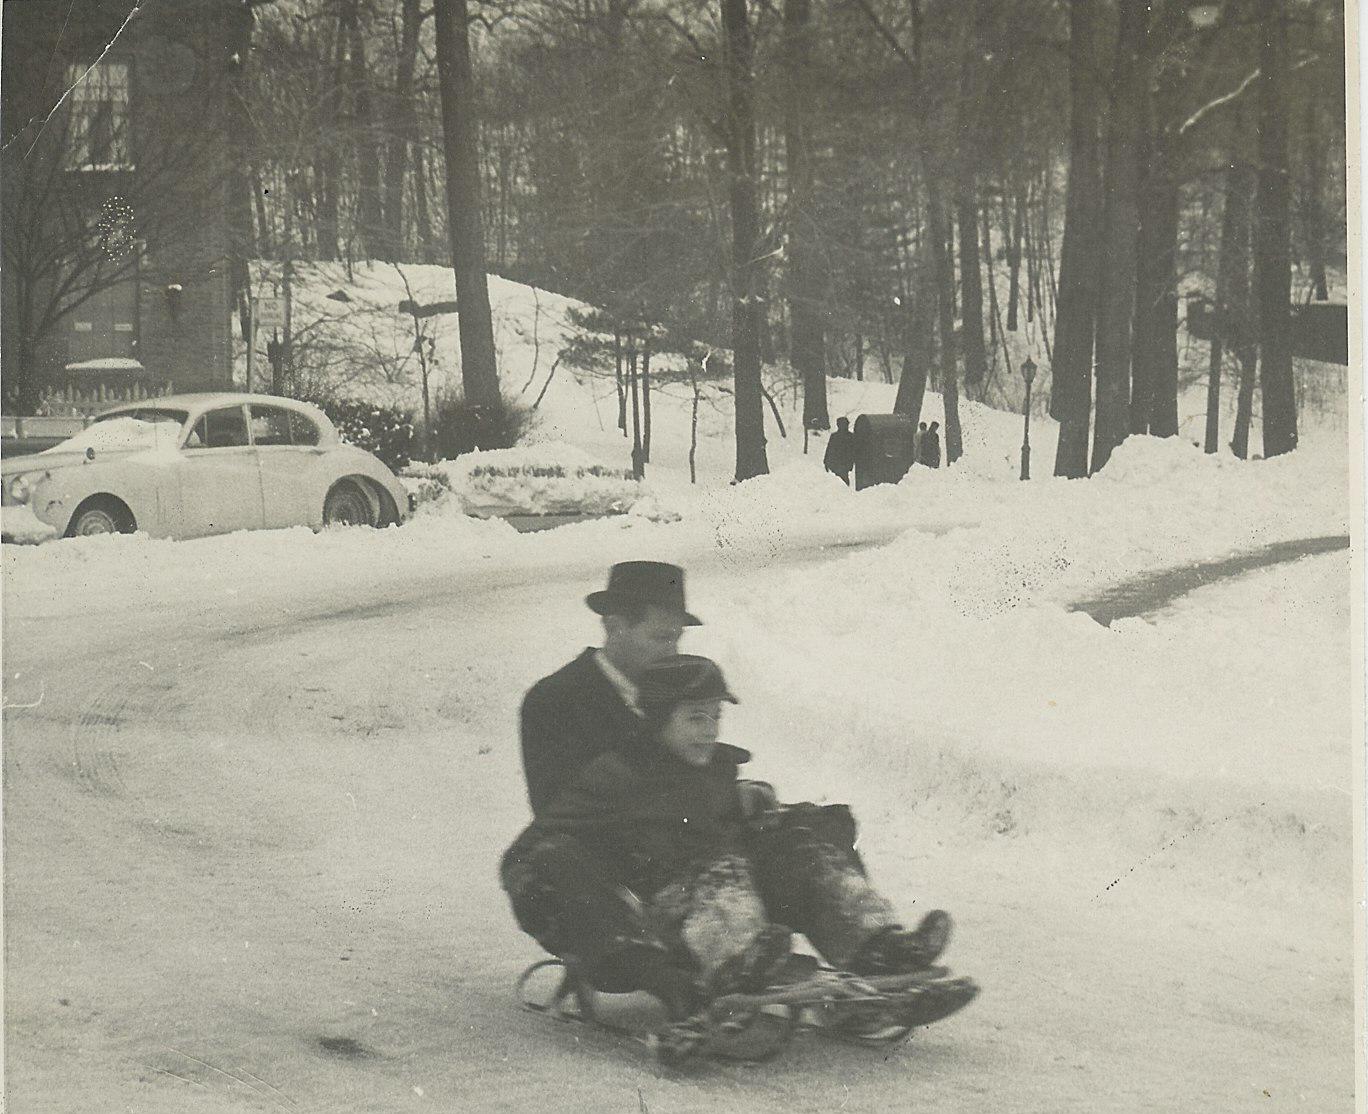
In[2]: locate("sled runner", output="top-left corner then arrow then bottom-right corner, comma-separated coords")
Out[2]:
515,953 -> 979,1067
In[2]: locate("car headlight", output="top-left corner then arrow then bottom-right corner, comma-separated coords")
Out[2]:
6,474 -> 33,505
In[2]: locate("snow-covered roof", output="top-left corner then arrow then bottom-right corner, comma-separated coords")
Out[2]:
64,358 -> 145,373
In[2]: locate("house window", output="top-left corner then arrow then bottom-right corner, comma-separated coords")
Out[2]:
64,60 -> 132,171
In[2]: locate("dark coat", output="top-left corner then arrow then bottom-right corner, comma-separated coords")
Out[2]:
519,648 -> 647,817
531,741 -> 752,898
919,429 -> 941,468
823,430 -> 855,475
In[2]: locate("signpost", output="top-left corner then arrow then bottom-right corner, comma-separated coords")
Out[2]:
247,298 -> 285,392
255,297 -> 284,329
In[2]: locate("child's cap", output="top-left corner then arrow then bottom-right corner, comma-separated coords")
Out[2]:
638,654 -> 739,711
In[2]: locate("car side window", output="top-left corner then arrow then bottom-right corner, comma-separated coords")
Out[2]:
200,407 -> 249,449
249,405 -> 294,447
287,410 -> 321,447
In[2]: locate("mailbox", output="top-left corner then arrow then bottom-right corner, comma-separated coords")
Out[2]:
852,413 -> 917,490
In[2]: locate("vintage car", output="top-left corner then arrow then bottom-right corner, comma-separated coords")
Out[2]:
0,393 -> 412,541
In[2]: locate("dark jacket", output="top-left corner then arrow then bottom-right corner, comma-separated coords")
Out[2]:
823,430 -> 855,475
520,648 -> 646,817
919,429 -> 941,468
532,741 -> 752,897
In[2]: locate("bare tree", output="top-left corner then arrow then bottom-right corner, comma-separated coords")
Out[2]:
1089,0 -> 1146,473
782,0 -> 829,433
433,0 -> 501,413
1051,0 -> 1102,478
721,0 -> 769,481
1254,0 -> 1297,457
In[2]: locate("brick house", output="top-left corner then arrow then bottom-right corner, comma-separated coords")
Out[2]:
1,0 -> 245,415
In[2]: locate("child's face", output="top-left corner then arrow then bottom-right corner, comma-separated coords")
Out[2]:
660,699 -> 723,767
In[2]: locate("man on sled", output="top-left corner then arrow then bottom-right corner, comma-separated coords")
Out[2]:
499,562 -> 976,1063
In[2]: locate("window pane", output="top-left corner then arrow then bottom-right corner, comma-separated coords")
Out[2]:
64,61 -> 132,170
287,411 -> 321,446
249,406 -> 293,447
203,407 -> 248,449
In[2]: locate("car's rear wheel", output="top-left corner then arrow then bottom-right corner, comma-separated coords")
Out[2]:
66,496 -> 136,538
322,480 -> 377,528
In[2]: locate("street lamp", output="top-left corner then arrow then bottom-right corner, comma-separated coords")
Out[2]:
1020,356 -> 1036,481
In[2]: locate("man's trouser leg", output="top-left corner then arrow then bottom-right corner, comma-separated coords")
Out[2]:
646,852 -> 771,987
746,803 -> 897,969
500,827 -> 674,992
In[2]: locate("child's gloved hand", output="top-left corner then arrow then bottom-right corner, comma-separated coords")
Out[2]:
737,779 -> 780,819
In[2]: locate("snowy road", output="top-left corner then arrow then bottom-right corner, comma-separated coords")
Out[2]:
2,528 -> 1354,1112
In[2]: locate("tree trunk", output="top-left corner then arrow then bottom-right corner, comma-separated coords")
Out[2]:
982,203 -> 999,352
689,367 -> 701,484
784,0 -> 829,432
928,177 -> 963,463
1255,0 -> 1297,457
1131,76 -> 1179,438
346,0 -> 384,259
954,2 -> 987,398
434,0 -> 502,412
1303,97 -> 1329,301
413,147 -> 434,263
642,341 -> 653,462
1205,163 -> 1247,454
1089,0 -> 1146,473
614,332 -> 627,434
1051,0 -> 1103,478
1204,320 -> 1224,454
628,346 -> 644,478
1222,149 -> 1258,458
382,0 -> 423,262
894,237 -> 935,422
251,166 -> 271,258
226,2 -> 256,337
722,0 -> 769,481
957,183 -> 987,395
315,17 -> 346,262
1005,189 -> 1024,331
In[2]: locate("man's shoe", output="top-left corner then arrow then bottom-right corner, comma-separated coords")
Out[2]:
636,962 -> 707,1021
847,910 -> 952,976
708,924 -> 794,997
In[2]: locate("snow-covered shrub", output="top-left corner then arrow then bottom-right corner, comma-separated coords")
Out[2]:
431,393 -> 535,459
315,398 -> 416,473
404,443 -> 641,517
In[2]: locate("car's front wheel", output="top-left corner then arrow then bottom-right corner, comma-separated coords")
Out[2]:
66,496 -> 136,537
322,480 -> 377,528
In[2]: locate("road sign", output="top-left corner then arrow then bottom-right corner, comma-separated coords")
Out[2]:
254,298 -> 285,329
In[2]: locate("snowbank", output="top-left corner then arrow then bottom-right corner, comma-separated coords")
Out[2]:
0,505 -> 59,544
405,442 -> 642,517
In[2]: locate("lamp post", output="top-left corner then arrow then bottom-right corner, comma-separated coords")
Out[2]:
1020,356 -> 1036,481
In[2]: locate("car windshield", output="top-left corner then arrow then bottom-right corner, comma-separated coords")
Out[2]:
48,411 -> 189,456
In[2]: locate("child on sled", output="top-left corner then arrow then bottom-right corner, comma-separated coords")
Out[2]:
504,653 -> 964,1039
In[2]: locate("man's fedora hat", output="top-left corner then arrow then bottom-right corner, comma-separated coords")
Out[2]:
586,561 -> 702,625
